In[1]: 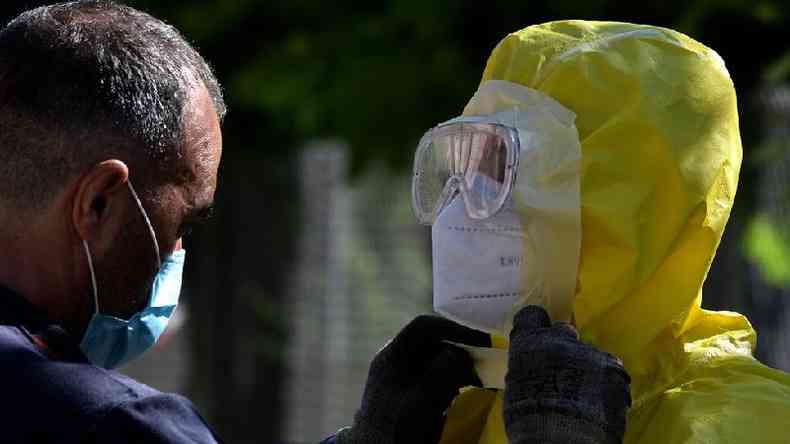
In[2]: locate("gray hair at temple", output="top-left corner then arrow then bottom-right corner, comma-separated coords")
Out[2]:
0,0 -> 226,211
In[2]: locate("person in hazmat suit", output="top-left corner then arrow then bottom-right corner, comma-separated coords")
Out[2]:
423,20 -> 790,444
324,21 -> 637,437
325,20 -> 790,444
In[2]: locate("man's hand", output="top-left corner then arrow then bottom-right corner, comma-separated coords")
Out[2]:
338,315 -> 490,444
505,306 -> 631,444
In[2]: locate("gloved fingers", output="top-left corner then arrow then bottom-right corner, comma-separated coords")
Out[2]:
603,350 -> 625,368
552,321 -> 579,340
511,306 -> 581,344
418,344 -> 482,407
512,305 -> 551,333
390,315 -> 491,359
601,353 -> 632,392
602,365 -> 633,411
411,347 -> 479,423
510,306 -> 551,346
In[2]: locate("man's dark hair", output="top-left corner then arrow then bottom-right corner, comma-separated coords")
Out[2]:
0,0 -> 225,210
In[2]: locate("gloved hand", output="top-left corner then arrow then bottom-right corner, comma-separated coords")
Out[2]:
504,306 -> 631,444
337,315 -> 490,444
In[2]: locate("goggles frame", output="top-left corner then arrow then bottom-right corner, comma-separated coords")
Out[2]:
412,121 -> 520,225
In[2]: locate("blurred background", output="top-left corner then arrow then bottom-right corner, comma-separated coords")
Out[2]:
3,1 -> 790,443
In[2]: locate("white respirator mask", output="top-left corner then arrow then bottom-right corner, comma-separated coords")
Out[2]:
412,80 -> 583,336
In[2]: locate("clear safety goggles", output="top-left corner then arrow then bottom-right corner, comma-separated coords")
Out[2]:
412,121 -> 520,225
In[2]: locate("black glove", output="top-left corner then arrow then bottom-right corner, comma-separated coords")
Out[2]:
337,315 -> 491,444
504,306 -> 631,444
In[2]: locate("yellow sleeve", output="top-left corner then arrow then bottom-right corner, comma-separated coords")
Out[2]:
625,357 -> 790,444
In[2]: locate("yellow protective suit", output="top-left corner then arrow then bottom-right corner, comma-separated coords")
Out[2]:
439,21 -> 790,444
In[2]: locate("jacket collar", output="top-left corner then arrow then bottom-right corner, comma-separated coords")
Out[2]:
0,285 -> 87,362
0,285 -> 50,331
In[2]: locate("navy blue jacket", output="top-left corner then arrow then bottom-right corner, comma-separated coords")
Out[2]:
0,285 -> 222,443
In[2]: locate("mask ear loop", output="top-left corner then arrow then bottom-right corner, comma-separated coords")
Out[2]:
82,240 -> 100,315
126,181 -> 161,267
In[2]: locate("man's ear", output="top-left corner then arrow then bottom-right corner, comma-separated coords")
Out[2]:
72,160 -> 130,242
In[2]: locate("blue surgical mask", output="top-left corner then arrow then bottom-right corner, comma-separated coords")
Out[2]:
79,181 -> 186,369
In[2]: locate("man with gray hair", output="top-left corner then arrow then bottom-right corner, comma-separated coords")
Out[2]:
0,1 -> 225,442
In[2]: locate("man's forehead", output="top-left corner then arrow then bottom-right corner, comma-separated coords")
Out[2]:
177,82 -> 223,209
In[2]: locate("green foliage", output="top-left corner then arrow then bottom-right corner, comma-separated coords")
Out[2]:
744,213 -> 790,286
764,51 -> 790,84
127,0 -> 790,176
1,0 -> 788,171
